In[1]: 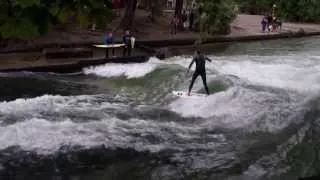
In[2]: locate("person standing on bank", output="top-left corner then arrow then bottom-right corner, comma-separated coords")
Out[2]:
104,32 -> 115,57
170,15 -> 178,34
122,30 -> 132,56
186,50 -> 212,96
189,10 -> 194,30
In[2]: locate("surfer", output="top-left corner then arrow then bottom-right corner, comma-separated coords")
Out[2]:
186,50 -> 212,96
122,30 -> 132,56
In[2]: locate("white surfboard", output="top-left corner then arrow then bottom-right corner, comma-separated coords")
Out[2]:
130,37 -> 135,48
93,44 -> 126,48
172,91 -> 207,97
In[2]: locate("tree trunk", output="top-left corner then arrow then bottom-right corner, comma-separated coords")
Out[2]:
175,0 -> 184,30
175,0 -> 183,16
137,0 -> 149,9
7,0 -> 12,16
119,0 -> 138,31
150,0 -> 162,22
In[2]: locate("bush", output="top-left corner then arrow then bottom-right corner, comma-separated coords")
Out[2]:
235,0 -> 274,15
278,0 -> 320,22
235,0 -> 320,22
0,0 -> 113,40
197,0 -> 238,35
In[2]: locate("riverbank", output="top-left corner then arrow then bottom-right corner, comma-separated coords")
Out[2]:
1,13 -> 320,73
2,14 -> 320,52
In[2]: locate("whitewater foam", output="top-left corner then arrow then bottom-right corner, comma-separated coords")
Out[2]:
0,93 -> 227,154
0,116 -> 227,155
214,59 -> 320,93
166,54 -> 320,94
0,94 -> 128,124
169,86 -> 302,132
0,118 -> 102,154
83,57 -> 164,78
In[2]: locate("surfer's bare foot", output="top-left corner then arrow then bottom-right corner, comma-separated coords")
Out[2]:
187,92 -> 190,96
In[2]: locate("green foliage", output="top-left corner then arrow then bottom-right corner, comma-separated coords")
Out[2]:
0,1 -> 8,19
86,0 -> 112,28
0,0 -> 112,40
48,0 -> 112,28
15,0 -> 41,8
196,0 -> 238,37
149,0 -> 162,22
278,0 -> 320,22
77,8 -> 91,28
235,0 -> 274,14
0,18 -> 39,39
0,0 -> 42,39
235,0 -> 320,22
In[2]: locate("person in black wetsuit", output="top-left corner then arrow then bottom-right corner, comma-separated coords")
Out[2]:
186,50 -> 212,96
122,30 -> 132,56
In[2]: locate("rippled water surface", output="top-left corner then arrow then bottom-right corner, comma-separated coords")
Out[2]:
1,37 -> 320,180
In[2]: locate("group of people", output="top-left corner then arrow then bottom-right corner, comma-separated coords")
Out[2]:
103,30 -> 135,57
170,10 -> 195,34
261,15 -> 282,33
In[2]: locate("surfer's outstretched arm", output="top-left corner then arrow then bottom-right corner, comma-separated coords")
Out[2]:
205,57 -> 212,62
187,58 -> 195,74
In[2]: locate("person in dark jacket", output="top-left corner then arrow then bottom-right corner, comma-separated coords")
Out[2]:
104,32 -> 113,44
104,32 -> 115,57
261,16 -> 268,32
189,10 -> 194,30
170,15 -> 178,34
122,30 -> 132,56
181,11 -> 187,30
187,50 -> 212,96
267,15 -> 273,32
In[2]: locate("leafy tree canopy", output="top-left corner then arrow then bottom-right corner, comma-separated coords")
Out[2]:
236,0 -> 320,22
194,0 -> 238,42
0,0 -> 112,40
278,0 -> 320,22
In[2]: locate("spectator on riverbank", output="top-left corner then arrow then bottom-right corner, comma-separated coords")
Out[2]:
267,15 -> 273,32
104,32 -> 115,57
261,16 -> 268,32
170,15 -> 178,34
122,30 -> 132,56
189,10 -> 194,30
181,11 -> 188,31
104,32 -> 114,44
276,18 -> 282,31
272,16 -> 277,32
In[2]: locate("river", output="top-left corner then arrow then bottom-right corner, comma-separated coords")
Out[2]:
1,37 -> 320,180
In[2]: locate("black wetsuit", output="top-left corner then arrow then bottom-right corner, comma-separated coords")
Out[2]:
123,34 -> 131,56
187,54 -> 211,95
